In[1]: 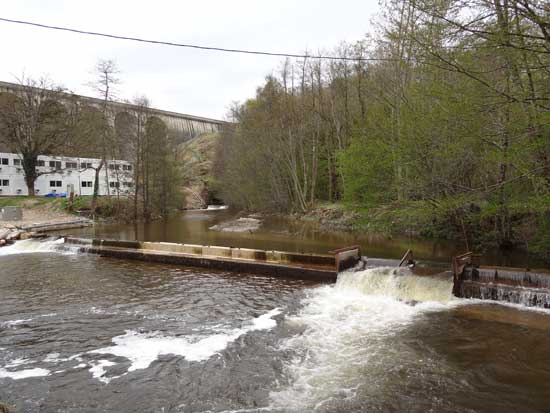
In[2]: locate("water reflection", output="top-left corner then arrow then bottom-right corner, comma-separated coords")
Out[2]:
61,209 -> 537,267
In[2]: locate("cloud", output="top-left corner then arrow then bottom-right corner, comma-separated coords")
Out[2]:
0,0 -> 379,119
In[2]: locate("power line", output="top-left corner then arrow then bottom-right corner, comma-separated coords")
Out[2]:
0,16 -> 397,62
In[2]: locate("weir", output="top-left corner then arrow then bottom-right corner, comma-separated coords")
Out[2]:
62,238 -> 550,308
8,235 -> 550,309
452,252 -> 550,308
61,237 -> 364,282
57,238 -> 421,282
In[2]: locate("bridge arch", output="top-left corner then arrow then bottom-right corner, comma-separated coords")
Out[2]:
114,111 -> 137,159
0,80 -> 227,152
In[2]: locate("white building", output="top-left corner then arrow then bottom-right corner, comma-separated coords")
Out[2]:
0,152 -> 133,197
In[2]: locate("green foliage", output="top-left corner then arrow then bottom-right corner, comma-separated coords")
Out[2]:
339,137 -> 396,207
213,0 -> 550,260
531,213 -> 550,264
59,196 -> 93,211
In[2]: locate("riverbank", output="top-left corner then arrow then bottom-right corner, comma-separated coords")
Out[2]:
295,203 -> 360,232
285,202 -> 550,266
0,197 -> 92,245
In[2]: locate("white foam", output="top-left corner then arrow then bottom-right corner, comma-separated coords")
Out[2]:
89,360 -> 117,384
43,352 -> 74,363
0,367 -> 50,380
43,352 -> 61,362
461,297 -> 550,314
270,267 -> 453,411
336,266 -> 454,303
5,357 -> 33,368
249,308 -> 282,330
90,308 -> 281,375
0,238 -> 66,256
1,318 -> 33,327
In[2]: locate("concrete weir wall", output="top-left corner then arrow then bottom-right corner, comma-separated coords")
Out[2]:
453,254 -> 550,308
64,237 -> 361,282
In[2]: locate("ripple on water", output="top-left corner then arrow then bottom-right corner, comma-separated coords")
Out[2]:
0,308 -> 282,385
3,250 -> 550,412
88,308 -> 281,378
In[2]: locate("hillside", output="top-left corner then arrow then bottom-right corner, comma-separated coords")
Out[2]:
177,132 -> 221,209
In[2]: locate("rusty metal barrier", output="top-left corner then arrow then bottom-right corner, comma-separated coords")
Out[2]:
399,249 -> 414,267
330,245 -> 362,272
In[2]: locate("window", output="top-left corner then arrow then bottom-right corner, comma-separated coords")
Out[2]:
37,160 -> 45,167
123,181 -> 133,187
50,180 -> 62,187
109,164 -> 115,170
49,161 -> 62,169
66,161 -> 78,169
109,182 -> 120,188
80,162 -> 92,169
13,159 -> 21,166
1,179 -> 9,186
1,158 -> 8,165
123,164 -> 132,171
82,181 -> 93,188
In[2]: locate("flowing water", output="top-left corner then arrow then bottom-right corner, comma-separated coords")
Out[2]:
1,222 -> 550,411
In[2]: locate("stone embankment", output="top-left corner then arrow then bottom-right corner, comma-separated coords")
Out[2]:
0,224 -> 39,246
0,219 -> 93,247
0,203 -> 93,248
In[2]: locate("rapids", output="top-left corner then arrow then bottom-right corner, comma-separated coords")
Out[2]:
1,240 -> 550,411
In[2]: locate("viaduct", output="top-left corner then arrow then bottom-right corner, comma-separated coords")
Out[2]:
0,80 -> 227,145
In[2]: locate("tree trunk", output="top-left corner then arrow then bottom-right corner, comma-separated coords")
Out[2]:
22,154 -> 38,197
91,160 -> 105,214
25,177 -> 36,197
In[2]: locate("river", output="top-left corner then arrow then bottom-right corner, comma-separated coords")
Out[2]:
1,210 -> 550,412
60,209 -> 536,267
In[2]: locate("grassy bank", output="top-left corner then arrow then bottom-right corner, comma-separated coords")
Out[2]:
297,201 -> 550,265
0,196 -> 136,222
0,196 -> 59,208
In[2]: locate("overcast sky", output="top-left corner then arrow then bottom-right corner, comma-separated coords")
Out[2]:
1,0 -> 380,120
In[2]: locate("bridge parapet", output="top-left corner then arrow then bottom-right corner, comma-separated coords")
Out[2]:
0,80 -> 227,144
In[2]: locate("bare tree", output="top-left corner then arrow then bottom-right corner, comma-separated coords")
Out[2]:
87,59 -> 121,212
